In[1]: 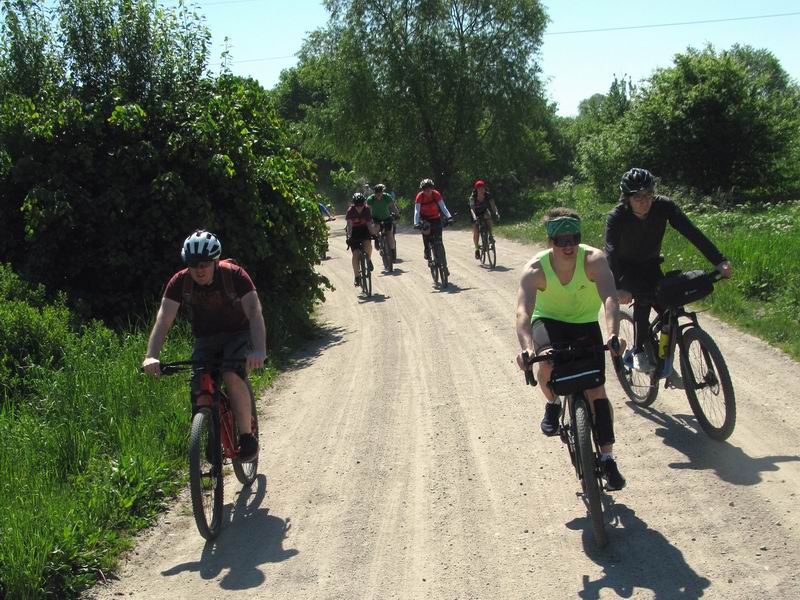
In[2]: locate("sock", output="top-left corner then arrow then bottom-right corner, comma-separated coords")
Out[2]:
546,398 -> 561,405
601,452 -> 615,461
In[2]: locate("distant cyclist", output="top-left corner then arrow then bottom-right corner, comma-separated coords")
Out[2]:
142,230 -> 266,462
604,168 -> 732,373
367,183 -> 399,260
413,178 -> 453,263
469,179 -> 500,259
516,208 -> 625,490
346,192 -> 377,286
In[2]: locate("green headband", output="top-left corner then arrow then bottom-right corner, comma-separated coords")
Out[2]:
546,216 -> 581,237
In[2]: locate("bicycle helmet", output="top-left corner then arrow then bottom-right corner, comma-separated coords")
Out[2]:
373,183 -> 385,193
352,192 -> 366,205
419,178 -> 434,189
181,230 -> 221,264
619,168 -> 655,195
474,179 -> 485,189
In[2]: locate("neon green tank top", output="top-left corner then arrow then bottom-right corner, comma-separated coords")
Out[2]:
530,244 -> 601,324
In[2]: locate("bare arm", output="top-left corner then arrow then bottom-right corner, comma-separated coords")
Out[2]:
241,290 -> 267,370
489,198 -> 499,218
142,297 -> 180,375
585,249 -> 621,347
515,260 -> 545,358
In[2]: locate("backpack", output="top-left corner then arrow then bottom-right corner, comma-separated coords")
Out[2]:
181,259 -> 241,322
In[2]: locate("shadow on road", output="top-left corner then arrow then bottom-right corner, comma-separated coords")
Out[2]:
480,264 -> 513,272
627,401 -> 800,485
567,503 -> 710,599
358,293 -> 390,304
285,323 -> 347,372
161,476 -> 298,590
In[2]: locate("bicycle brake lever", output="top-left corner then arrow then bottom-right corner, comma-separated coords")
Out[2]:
521,351 -> 538,387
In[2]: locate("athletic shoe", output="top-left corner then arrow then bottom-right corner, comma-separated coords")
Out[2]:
237,433 -> 258,463
540,402 -> 561,436
354,276 -> 360,286
602,457 -> 626,491
475,248 -> 481,260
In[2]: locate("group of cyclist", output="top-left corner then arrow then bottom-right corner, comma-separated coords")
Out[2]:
140,166 -> 731,488
516,167 -> 732,491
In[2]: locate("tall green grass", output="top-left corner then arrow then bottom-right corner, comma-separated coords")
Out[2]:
0,291 -> 277,598
498,179 -> 800,360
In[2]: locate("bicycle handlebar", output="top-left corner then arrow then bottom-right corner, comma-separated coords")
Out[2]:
521,337 -> 620,387
142,359 -> 246,376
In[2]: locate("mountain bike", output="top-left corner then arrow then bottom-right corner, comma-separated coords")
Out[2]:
475,213 -> 496,268
614,269 -> 735,440
522,339 -> 619,549
356,242 -> 373,297
416,217 -> 453,288
159,359 -> 259,540
376,218 -> 395,273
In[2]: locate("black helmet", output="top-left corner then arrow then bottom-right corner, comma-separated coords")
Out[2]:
619,168 -> 655,195
352,192 -> 366,205
419,178 -> 434,189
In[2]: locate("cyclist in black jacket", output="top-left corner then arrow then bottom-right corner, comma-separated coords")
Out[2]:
604,168 -> 732,373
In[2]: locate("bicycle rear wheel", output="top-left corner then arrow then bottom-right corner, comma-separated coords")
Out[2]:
481,228 -> 496,268
615,307 -> 659,407
680,326 -> 736,440
574,398 -> 607,548
232,380 -> 259,485
380,235 -> 393,272
189,408 -> 224,540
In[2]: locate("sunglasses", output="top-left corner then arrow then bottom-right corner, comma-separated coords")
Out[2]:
551,233 -> 581,247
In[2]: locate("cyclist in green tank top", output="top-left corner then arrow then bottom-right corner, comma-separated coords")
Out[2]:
515,207 -> 627,491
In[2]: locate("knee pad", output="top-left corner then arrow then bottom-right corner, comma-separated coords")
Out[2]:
593,397 -> 615,446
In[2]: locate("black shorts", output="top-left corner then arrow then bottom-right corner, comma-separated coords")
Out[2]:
470,205 -> 491,224
531,318 -> 605,371
615,259 -> 664,299
348,225 -> 372,251
191,330 -> 251,395
376,217 -> 393,232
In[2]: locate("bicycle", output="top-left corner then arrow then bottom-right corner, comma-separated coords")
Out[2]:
348,236 -> 373,298
376,217 -> 396,273
522,339 -> 620,548
416,217 -> 453,288
158,359 -> 259,540
475,213 -> 497,268
614,269 -> 735,440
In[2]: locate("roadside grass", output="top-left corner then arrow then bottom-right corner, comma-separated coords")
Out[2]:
0,320 -> 277,599
495,180 -> 800,361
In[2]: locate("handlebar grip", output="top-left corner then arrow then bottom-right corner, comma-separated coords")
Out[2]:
521,351 -> 537,387
609,335 -> 620,354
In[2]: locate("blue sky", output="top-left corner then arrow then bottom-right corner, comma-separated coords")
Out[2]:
197,0 -> 800,117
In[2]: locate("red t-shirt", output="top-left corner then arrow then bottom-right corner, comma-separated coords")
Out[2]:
346,205 -> 373,229
415,189 -> 442,219
164,262 -> 255,337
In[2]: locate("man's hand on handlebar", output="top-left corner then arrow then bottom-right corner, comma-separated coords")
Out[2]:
142,357 -> 161,377
246,351 -> 266,371
716,260 -> 732,279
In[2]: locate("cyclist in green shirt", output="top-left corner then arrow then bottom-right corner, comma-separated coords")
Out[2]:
515,207 -> 626,490
367,183 -> 400,260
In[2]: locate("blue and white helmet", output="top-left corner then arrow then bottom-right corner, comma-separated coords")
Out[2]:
181,230 -> 221,264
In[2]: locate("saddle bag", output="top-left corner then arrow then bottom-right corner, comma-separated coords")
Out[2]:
549,355 -> 605,396
656,270 -> 714,308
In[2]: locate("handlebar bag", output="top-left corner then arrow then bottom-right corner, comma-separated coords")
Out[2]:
549,355 -> 605,396
656,270 -> 714,307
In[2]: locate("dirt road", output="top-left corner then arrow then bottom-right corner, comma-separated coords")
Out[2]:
88,223 -> 800,599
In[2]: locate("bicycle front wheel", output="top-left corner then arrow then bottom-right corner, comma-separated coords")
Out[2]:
380,236 -> 393,272
574,398 -> 607,548
481,229 -> 496,268
360,253 -> 372,297
232,380 -> 259,485
435,242 -> 448,288
615,307 -> 659,407
680,326 -> 736,440
189,408 -> 224,540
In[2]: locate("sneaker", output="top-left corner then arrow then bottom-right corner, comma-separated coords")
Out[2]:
474,248 -> 481,260
424,250 -> 431,261
367,259 -> 374,272
354,276 -> 360,286
237,433 -> 258,463
602,457 -> 626,491
540,402 -> 561,436
632,350 -> 655,373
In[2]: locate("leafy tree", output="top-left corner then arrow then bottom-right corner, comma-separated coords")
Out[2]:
278,0 -> 553,197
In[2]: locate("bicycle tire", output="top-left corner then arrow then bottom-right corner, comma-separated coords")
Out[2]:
436,242 -> 448,288
615,307 -> 659,407
380,234 -> 393,272
189,408 -> 224,540
574,398 -> 607,548
232,380 -> 259,485
680,326 -> 736,440
480,228 -> 496,268
359,251 -> 372,297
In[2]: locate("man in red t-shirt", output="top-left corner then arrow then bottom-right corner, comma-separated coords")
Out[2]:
414,178 -> 453,261
141,230 -> 267,462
